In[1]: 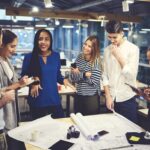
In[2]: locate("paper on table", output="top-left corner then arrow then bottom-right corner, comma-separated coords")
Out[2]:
8,115 -> 73,149
7,113 -> 149,150
112,110 -> 143,131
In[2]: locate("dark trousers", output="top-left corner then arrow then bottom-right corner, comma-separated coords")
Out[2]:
114,96 -> 138,123
74,94 -> 100,115
30,105 -> 65,120
6,135 -> 26,150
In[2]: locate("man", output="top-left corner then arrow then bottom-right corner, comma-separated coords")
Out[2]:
103,20 -> 139,123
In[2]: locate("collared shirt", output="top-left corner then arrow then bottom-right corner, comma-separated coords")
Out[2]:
103,40 -> 139,102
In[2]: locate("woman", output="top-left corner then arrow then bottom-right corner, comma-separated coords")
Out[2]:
71,35 -> 102,115
0,29 -> 27,150
21,29 -> 69,120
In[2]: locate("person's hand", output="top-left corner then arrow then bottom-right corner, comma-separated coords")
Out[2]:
19,75 -> 29,87
85,72 -> 92,78
144,88 -> 150,101
111,45 -> 123,60
2,90 -> 15,103
105,95 -> 114,111
110,45 -> 125,68
144,88 -> 150,95
63,79 -> 70,88
71,67 -> 80,74
63,79 -> 76,91
30,84 -> 42,98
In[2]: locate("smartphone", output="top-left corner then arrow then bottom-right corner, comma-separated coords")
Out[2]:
98,130 -> 109,136
71,63 -> 77,68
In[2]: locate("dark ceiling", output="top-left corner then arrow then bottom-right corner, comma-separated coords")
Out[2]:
0,0 -> 150,17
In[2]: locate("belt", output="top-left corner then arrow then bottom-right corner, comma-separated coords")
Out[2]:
0,129 -> 4,134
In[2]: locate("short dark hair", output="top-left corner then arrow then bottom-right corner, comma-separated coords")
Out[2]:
105,20 -> 123,33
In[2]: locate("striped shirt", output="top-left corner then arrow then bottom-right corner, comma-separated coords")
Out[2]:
71,53 -> 102,96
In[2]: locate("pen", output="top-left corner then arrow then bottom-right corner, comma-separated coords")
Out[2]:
99,144 -> 133,150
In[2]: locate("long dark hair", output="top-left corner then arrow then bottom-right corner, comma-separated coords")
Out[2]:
29,29 -> 53,80
2,30 -> 17,46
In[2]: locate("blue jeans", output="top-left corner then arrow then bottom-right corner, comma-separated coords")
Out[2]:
114,96 -> 138,123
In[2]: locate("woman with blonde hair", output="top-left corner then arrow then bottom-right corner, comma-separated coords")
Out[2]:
71,35 -> 102,115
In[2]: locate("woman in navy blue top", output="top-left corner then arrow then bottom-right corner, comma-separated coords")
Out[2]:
21,29 -> 69,119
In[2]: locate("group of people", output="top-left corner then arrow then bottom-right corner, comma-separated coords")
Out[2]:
0,19 -> 150,150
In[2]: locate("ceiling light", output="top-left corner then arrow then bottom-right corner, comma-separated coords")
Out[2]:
62,21 -> 74,29
24,27 -> 34,30
55,19 -> 60,26
35,21 -> 47,27
126,0 -> 134,3
12,0 -> 26,7
122,1 -> 129,12
44,0 -> 53,8
141,28 -> 150,32
123,27 -> 129,31
32,6 -> 39,12
139,30 -> 147,34
46,27 -> 55,31
12,16 -> 18,23
122,0 -> 134,12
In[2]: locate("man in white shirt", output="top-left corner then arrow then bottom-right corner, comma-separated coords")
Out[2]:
103,20 -> 139,123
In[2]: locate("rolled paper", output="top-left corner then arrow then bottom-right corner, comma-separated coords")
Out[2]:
70,113 -> 92,140
76,113 -> 99,141
70,113 -> 98,140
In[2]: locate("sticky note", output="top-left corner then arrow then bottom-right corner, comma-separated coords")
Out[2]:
129,136 -> 140,141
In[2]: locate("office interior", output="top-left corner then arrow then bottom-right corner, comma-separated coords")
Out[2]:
0,0 -> 150,131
